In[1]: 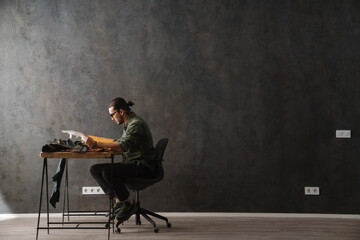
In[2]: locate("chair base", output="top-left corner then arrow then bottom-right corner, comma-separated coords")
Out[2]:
135,207 -> 171,231
115,203 -> 171,233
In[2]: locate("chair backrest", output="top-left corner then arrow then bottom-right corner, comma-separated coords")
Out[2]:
155,138 -> 169,161
152,138 -> 169,182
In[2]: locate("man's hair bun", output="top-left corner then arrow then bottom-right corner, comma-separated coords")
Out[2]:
109,98 -> 134,112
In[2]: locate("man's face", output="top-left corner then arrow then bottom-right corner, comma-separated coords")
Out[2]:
109,107 -> 124,125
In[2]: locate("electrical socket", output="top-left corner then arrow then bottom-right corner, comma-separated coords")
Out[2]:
336,130 -> 351,138
304,186 -> 320,196
82,186 -> 105,195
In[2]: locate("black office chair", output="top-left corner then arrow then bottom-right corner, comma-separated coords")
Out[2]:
115,138 -> 171,233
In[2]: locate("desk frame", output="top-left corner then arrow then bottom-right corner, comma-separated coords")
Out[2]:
36,152 -> 115,240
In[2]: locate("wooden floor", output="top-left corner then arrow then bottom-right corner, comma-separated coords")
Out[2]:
0,214 -> 359,240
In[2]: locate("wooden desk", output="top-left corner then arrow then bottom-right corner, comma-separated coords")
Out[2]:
40,151 -> 114,159
36,151 -> 115,240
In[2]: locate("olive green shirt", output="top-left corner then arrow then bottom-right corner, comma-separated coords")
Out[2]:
117,112 -> 156,173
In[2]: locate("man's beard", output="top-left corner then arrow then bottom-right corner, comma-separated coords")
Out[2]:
117,115 -> 124,125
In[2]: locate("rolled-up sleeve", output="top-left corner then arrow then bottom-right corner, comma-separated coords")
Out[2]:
117,122 -> 144,151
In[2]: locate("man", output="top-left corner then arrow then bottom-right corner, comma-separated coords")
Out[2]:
84,97 -> 156,222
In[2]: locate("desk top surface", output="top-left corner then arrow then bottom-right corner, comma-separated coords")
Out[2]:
40,151 -> 115,159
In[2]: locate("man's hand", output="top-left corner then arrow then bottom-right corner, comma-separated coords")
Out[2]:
84,134 -> 96,147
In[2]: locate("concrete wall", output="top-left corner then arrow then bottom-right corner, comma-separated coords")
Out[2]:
0,0 -> 359,213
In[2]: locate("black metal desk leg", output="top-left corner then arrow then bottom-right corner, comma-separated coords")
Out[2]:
36,158 -> 47,240
45,158 -> 49,234
62,159 -> 66,224
62,159 -> 69,224
66,159 -> 70,220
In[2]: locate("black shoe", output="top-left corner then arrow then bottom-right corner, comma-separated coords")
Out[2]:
106,201 -> 123,219
116,200 -> 137,223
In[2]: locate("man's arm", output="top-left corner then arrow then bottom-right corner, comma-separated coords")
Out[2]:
96,141 -> 123,153
84,135 -> 124,153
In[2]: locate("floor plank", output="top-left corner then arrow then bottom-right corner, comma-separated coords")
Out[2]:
0,214 -> 359,239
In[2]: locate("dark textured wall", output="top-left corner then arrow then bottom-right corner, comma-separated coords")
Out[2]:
0,0 -> 359,214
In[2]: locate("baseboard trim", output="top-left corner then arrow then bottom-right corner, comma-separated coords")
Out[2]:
161,212 -> 360,219
1,212 -> 360,221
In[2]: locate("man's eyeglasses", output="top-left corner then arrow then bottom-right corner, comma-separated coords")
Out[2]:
110,111 -> 118,118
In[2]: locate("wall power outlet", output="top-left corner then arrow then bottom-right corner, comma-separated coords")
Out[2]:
336,130 -> 351,138
82,186 -> 105,195
304,186 -> 320,196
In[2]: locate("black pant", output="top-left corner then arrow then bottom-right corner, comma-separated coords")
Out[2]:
90,162 -> 154,201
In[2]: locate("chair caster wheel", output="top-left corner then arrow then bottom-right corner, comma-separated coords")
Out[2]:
167,222 -> 172,228
105,223 -> 110,228
136,221 -> 141,225
115,227 -> 121,233
154,227 -> 159,233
